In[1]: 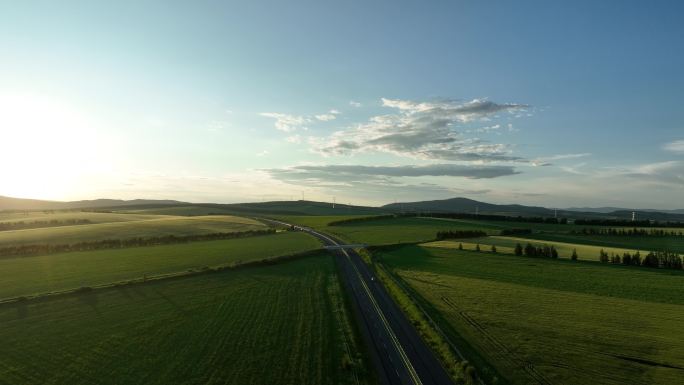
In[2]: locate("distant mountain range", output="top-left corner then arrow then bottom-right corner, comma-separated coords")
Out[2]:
0,196 -> 184,211
381,197 -> 684,221
1,195 -> 683,221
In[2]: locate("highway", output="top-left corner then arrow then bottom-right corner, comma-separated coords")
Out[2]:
266,220 -> 454,385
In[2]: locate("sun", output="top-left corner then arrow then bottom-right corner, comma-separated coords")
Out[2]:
0,93 -> 105,200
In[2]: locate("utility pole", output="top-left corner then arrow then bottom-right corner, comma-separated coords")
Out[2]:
554,209 -> 558,219
332,196 -> 336,208
632,211 -> 636,222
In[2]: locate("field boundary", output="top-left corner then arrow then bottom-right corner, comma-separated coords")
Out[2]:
0,248 -> 325,307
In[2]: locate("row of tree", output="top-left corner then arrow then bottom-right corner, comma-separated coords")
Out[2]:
0,229 -> 276,258
435,230 -> 488,240
598,249 -> 683,269
575,219 -> 684,227
0,219 -> 92,231
514,242 -> 565,259
571,227 -> 684,237
500,228 -> 533,236
327,214 -> 396,226
420,212 -> 568,224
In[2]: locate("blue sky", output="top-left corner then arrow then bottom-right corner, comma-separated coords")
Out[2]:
1,0 -> 683,208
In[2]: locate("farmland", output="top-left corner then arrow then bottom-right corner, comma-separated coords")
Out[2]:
0,254 -> 369,385
518,232 -> 684,254
424,236 -> 642,261
0,231 -> 321,300
0,214 -> 266,246
325,216 -> 501,245
376,245 -> 684,385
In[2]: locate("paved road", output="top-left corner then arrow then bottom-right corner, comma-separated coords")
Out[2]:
267,220 -> 454,385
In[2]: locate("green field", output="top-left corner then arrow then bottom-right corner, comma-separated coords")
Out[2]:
276,215 -> 375,228
0,254 -> 368,385
519,232 -> 684,254
0,210 -> 168,225
324,217 -> 501,245
120,205 -> 238,216
0,231 -> 321,300
377,245 -> 684,385
0,215 -> 266,246
425,236 -> 643,261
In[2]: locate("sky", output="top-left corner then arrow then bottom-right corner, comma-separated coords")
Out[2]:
1,0 -> 683,208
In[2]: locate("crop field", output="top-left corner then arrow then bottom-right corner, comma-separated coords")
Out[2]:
325,217 -> 502,245
0,210 -> 167,225
377,245 -> 684,385
0,231 -> 321,300
276,215 -> 374,228
519,232 -> 684,254
0,255 -> 368,385
120,205 -> 238,216
424,236 -> 642,261
0,214 -> 266,246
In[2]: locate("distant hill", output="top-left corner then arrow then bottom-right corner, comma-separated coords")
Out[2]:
0,196 -> 385,216
382,197 -> 555,217
2,194 -> 683,221
0,196 -> 186,211
382,197 -> 684,221
196,200 -> 386,216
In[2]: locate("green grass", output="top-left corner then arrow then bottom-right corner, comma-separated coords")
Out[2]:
519,232 -> 684,254
377,245 -> 684,385
0,232 -> 321,300
120,205 -> 237,216
0,215 -> 266,246
425,236 -> 643,261
0,255 -> 369,385
0,210 -> 167,225
276,215 -> 375,228
325,217 -> 501,245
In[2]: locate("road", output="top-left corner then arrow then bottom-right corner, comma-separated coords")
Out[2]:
267,220 -> 454,385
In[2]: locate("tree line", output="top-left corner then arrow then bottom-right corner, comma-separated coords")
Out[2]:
435,230 -> 488,240
500,228 -> 533,236
575,219 -> 684,227
0,219 -> 92,231
419,212 -> 568,224
513,242 -> 566,259
598,249 -> 683,270
327,214 -> 397,226
571,227 -> 684,237
0,229 -> 276,258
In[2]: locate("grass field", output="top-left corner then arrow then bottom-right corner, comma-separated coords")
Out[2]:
120,205 -> 238,216
519,232 -> 684,254
276,215 -> 375,228
324,217 -> 502,245
424,236 -> 643,261
377,245 -> 684,385
0,210 -> 168,225
0,215 -> 266,246
0,231 -> 321,300
0,255 -> 369,385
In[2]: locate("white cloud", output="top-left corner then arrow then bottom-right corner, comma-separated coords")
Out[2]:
264,163 -> 519,184
256,150 -> 269,157
349,100 -> 362,107
259,112 -> 310,132
664,140 -> 684,153
311,97 -> 529,162
315,113 -> 337,121
329,109 -> 341,115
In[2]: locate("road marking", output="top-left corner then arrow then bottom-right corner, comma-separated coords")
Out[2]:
262,219 -> 424,385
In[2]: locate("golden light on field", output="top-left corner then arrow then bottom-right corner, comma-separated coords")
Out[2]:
0,94 -> 108,200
